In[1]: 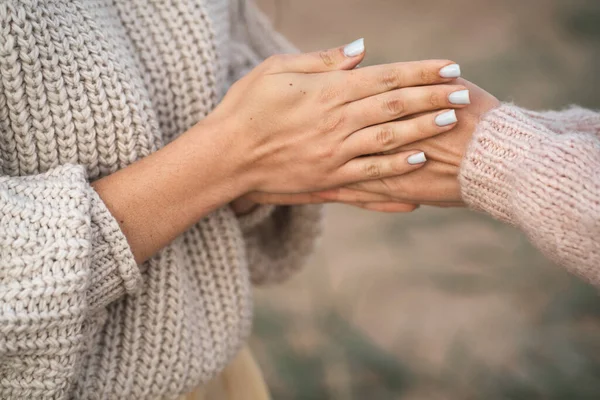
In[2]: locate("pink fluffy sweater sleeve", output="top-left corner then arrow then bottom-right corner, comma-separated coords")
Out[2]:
459,103 -> 600,285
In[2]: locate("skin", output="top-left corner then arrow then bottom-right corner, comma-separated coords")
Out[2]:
250,78 -> 501,211
92,45 -> 469,263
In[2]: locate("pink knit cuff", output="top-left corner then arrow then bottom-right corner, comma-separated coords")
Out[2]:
459,103 -> 549,224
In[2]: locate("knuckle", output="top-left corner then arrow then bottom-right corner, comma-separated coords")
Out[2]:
320,111 -> 345,133
364,162 -> 382,178
420,66 -> 438,84
375,125 -> 396,147
316,144 -> 337,159
318,50 -> 336,67
429,90 -> 442,107
383,97 -> 404,116
380,70 -> 400,90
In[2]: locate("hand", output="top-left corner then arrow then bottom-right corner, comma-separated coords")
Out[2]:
234,191 -> 420,213
316,78 -> 500,207
207,42 -> 470,196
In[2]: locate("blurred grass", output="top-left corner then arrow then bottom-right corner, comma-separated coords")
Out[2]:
252,0 -> 600,398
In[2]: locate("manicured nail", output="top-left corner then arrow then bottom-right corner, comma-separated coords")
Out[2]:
439,64 -> 461,78
407,152 -> 427,165
343,38 -> 365,57
448,89 -> 470,105
435,110 -> 458,126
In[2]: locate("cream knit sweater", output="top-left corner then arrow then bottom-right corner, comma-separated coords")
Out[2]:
0,1 -> 320,399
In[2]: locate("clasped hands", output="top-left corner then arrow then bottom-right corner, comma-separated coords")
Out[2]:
212,40 -> 500,215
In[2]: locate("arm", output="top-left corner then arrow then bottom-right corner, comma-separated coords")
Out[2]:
460,103 -> 600,284
319,78 -> 600,285
92,122 -> 246,265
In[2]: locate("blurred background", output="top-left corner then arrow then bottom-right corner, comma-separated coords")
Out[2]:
250,0 -> 600,399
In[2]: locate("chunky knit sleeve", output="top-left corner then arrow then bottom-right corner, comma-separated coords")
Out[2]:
459,103 -> 600,285
0,164 -> 141,318
227,0 -> 322,284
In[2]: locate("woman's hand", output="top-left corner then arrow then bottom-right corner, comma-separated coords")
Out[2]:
233,191 -> 420,213
315,78 -> 500,207
209,41 -> 471,196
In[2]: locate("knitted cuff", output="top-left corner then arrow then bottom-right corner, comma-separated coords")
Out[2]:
459,103 -> 549,224
0,164 -> 141,315
87,186 -> 142,310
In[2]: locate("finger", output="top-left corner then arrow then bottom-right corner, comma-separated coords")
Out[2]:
419,201 -> 464,208
338,60 -> 461,102
247,192 -> 328,205
333,150 -> 427,185
348,202 -> 419,213
316,187 -> 395,203
262,39 -> 365,74
345,84 -> 470,129
346,162 -> 461,203
341,109 -> 458,158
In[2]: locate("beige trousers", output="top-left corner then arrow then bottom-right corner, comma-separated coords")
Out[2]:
182,347 -> 270,400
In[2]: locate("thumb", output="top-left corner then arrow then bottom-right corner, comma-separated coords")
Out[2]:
264,38 -> 365,74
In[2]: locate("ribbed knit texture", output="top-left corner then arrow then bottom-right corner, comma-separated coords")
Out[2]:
460,103 -> 600,284
0,1 -> 321,399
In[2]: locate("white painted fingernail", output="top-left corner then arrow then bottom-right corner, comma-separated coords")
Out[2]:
407,152 -> 427,165
439,64 -> 461,78
435,110 -> 458,126
343,38 -> 365,57
448,89 -> 471,105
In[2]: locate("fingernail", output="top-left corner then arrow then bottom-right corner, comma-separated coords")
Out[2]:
439,63 -> 461,78
435,110 -> 458,126
407,152 -> 427,165
448,89 -> 471,105
343,38 -> 365,57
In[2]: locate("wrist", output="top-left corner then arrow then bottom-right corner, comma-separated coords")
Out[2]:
193,113 -> 264,196
459,103 -> 535,223
172,120 -> 251,219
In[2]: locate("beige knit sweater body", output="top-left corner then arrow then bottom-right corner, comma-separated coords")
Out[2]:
0,1 -> 320,399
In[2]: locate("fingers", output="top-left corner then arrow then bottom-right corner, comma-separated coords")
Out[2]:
345,163 -> 461,203
349,202 -> 419,213
316,187 -> 461,210
262,38 -> 365,74
333,150 -> 427,185
419,201 -> 465,208
316,187 -> 395,203
345,84 -> 470,129
246,192 -> 328,205
338,60 -> 461,102
341,109 -> 458,158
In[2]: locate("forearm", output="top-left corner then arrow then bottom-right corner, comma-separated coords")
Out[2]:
92,120 -> 247,264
